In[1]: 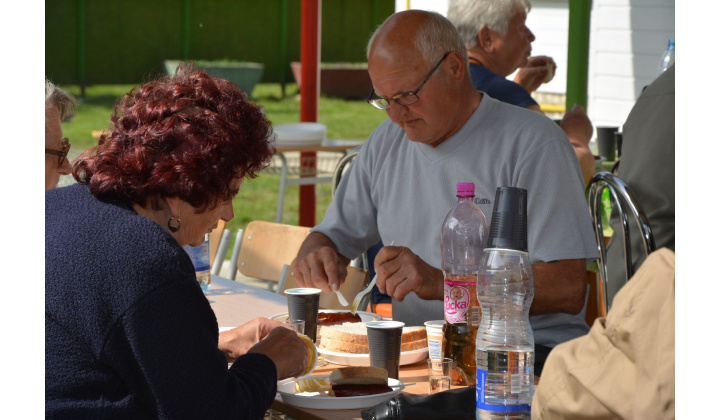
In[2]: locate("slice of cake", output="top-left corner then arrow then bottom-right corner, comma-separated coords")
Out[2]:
319,322 -> 427,354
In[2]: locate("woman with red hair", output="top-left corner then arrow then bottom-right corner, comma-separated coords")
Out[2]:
45,65 -> 308,419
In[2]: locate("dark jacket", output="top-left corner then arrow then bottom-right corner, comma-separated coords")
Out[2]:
45,183 -> 276,419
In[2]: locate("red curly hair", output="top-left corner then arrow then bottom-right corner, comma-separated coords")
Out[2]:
73,64 -> 275,212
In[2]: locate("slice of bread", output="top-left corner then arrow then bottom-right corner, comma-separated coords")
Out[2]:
318,323 -> 427,354
329,366 -> 388,385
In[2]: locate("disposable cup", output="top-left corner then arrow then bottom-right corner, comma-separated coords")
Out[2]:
424,320 -> 444,371
285,288 -> 322,342
596,126 -> 618,162
366,320 -> 405,379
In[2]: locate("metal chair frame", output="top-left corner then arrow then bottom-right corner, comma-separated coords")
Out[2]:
588,171 -> 656,314
330,146 -> 374,311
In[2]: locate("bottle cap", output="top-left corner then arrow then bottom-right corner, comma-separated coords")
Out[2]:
487,186 -> 528,252
456,182 -> 475,197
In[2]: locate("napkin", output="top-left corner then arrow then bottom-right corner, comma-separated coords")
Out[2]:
360,387 -> 475,420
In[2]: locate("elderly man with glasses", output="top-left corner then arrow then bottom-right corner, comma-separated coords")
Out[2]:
45,79 -> 77,190
292,10 -> 597,376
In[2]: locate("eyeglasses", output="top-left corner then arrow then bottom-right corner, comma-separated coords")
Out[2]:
45,137 -> 71,165
366,52 -> 451,110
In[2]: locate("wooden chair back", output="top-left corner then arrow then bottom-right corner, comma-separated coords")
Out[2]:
208,219 -> 227,268
234,221 -> 311,290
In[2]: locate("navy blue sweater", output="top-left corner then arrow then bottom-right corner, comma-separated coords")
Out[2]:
469,63 -> 539,109
45,184 -> 277,419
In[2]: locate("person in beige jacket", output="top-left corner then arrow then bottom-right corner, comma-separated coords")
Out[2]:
532,248 -> 675,419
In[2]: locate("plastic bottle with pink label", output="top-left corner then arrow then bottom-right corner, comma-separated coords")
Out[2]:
440,182 -> 489,386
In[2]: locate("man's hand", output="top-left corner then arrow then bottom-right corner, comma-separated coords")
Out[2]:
514,56 -> 556,93
374,245 -> 444,301
560,104 -> 593,146
292,232 -> 351,293
218,317 -> 296,362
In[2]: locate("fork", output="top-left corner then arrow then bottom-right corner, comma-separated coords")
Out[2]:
350,240 -> 394,314
350,273 -> 376,315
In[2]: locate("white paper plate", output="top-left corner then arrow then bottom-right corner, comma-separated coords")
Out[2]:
318,347 -> 428,367
269,309 -> 381,323
277,375 -> 404,410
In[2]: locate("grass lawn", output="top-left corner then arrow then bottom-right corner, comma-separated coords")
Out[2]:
59,82 -> 388,253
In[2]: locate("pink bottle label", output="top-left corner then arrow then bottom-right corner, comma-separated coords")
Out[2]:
444,282 -> 471,324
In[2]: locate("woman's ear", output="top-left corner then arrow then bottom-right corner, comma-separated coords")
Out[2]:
164,196 -> 184,219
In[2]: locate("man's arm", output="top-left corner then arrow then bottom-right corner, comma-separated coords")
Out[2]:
291,232 -> 351,293
527,103 -> 595,186
374,245 -> 587,317
530,259 -> 588,315
559,105 -> 595,186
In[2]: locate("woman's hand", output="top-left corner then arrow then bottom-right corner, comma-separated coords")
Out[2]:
218,317 -> 295,362
247,327 -> 309,380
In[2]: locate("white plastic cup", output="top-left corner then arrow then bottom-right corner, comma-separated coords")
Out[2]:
424,320 -> 444,371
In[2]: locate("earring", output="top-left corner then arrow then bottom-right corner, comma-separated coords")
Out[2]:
168,217 -> 181,233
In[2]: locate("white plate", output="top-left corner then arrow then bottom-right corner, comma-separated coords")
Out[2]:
269,309 -> 381,323
318,347 -> 428,367
276,375 -> 404,410
273,122 -> 326,145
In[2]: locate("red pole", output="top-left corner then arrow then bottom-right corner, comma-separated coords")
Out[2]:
299,0 -> 321,227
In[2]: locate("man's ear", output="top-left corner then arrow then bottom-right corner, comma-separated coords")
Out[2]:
478,25 -> 494,51
446,51 -> 466,80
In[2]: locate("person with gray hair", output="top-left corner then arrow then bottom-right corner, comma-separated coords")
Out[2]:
45,78 -> 77,190
292,9 -> 598,376
447,0 -> 596,186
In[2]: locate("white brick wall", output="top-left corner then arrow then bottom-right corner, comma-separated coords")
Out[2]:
587,0 -> 675,129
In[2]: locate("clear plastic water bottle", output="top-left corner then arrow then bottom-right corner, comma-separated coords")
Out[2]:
656,38 -> 675,76
184,233 -> 211,295
476,187 -> 534,420
440,182 -> 489,387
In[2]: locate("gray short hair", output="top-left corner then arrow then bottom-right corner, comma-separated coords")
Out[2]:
45,78 -> 78,121
367,11 -> 468,67
447,0 -> 531,49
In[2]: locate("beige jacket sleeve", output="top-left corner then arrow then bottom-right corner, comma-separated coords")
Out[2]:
532,248 -> 675,420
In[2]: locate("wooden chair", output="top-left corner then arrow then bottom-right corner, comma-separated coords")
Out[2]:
588,172 -> 656,314
226,221 -> 311,292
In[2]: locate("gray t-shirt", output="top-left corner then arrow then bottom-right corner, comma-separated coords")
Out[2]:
314,94 -> 598,347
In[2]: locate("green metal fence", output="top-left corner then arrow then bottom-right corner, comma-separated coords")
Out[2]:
46,0 -> 393,86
